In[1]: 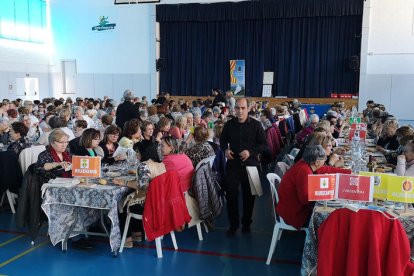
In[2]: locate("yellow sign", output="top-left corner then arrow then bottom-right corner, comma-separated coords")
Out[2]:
72,156 -> 101,178
359,172 -> 389,200
386,175 -> 414,203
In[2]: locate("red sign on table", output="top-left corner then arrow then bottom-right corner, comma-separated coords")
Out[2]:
350,123 -> 367,130
335,174 -> 373,202
308,174 -> 336,201
349,128 -> 367,141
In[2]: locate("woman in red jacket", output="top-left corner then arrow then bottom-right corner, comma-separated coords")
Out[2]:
276,145 -> 351,229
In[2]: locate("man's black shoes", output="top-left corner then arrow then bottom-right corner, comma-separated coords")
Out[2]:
226,226 -> 238,237
241,225 -> 251,234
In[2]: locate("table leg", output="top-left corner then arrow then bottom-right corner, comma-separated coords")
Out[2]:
100,209 -> 110,236
62,207 -> 79,252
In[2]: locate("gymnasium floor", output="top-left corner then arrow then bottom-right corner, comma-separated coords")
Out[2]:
0,179 -> 304,276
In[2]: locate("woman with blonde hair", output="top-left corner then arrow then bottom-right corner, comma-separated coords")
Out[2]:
170,116 -> 188,140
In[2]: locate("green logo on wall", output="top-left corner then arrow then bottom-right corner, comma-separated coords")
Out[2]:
92,16 -> 116,31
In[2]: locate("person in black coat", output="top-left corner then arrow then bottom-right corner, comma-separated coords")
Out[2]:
212,88 -> 226,107
73,128 -> 100,157
134,121 -> 160,162
115,90 -> 140,130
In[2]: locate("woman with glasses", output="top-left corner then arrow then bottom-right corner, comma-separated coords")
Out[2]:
276,145 -> 351,229
36,129 -> 72,184
396,140 -> 414,177
99,125 -> 126,165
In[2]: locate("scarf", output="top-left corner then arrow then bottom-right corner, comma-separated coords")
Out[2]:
49,146 -> 72,178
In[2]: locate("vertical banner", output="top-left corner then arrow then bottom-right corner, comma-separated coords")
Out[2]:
230,60 -> 245,96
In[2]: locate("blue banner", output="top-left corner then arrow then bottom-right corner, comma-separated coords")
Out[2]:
230,60 -> 245,96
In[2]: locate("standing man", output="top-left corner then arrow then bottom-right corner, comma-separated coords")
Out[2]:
115,89 -> 140,130
220,98 -> 267,236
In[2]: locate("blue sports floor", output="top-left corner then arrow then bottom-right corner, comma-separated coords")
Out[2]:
0,178 -> 304,276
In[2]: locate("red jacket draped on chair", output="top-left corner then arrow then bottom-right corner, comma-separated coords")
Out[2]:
318,209 -> 414,276
143,171 -> 191,241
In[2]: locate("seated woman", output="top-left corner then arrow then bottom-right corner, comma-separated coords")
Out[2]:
169,116 -> 188,140
36,129 -> 72,184
99,125 -> 126,165
376,119 -> 400,165
154,117 -> 171,142
276,145 -> 351,229
74,128 -> 101,156
122,119 -> 142,144
161,136 -> 194,192
133,121 -> 160,162
396,140 -> 414,177
68,120 -> 87,154
185,126 -> 215,168
0,118 -> 10,145
8,122 -> 32,156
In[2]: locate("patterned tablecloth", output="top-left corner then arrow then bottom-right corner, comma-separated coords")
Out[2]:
41,184 -> 131,252
301,206 -> 414,276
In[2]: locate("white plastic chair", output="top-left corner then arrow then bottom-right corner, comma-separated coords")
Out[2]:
282,154 -> 295,166
289,148 -> 300,158
266,173 -> 307,265
19,145 -> 46,175
187,155 -> 216,241
0,190 -> 17,214
119,209 -> 178,258
274,162 -> 290,179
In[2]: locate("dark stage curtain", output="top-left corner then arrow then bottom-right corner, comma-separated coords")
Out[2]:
157,0 -> 363,98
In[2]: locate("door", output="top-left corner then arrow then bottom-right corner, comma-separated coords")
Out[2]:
62,60 -> 77,94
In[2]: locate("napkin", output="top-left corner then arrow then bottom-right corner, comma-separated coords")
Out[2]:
49,178 -> 80,184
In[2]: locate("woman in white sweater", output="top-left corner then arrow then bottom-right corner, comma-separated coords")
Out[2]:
395,140 -> 414,176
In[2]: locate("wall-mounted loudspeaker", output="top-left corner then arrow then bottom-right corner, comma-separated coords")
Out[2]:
348,55 -> 360,71
156,58 -> 167,71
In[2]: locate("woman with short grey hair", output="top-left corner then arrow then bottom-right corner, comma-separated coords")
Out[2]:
275,145 -> 351,229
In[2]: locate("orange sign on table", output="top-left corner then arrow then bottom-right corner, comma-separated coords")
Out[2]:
72,156 -> 101,178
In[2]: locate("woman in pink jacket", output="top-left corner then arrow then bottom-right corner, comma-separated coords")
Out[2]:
161,136 -> 194,192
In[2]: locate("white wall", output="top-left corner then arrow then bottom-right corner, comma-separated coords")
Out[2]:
359,0 -> 414,120
0,0 -> 156,102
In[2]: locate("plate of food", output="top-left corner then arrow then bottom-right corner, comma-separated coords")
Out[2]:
375,166 -> 393,173
114,175 -> 136,182
317,200 -> 344,207
107,171 -> 122,178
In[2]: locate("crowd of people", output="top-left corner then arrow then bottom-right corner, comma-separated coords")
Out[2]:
2,89 -> 412,249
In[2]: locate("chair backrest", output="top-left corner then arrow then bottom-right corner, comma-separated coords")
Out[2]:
318,209 -> 414,275
18,145 -> 46,175
282,154 -> 294,166
275,162 -> 289,179
289,148 -> 300,158
266,173 -> 281,223
195,155 -> 216,171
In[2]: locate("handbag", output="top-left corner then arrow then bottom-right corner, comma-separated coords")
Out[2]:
246,166 -> 263,196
